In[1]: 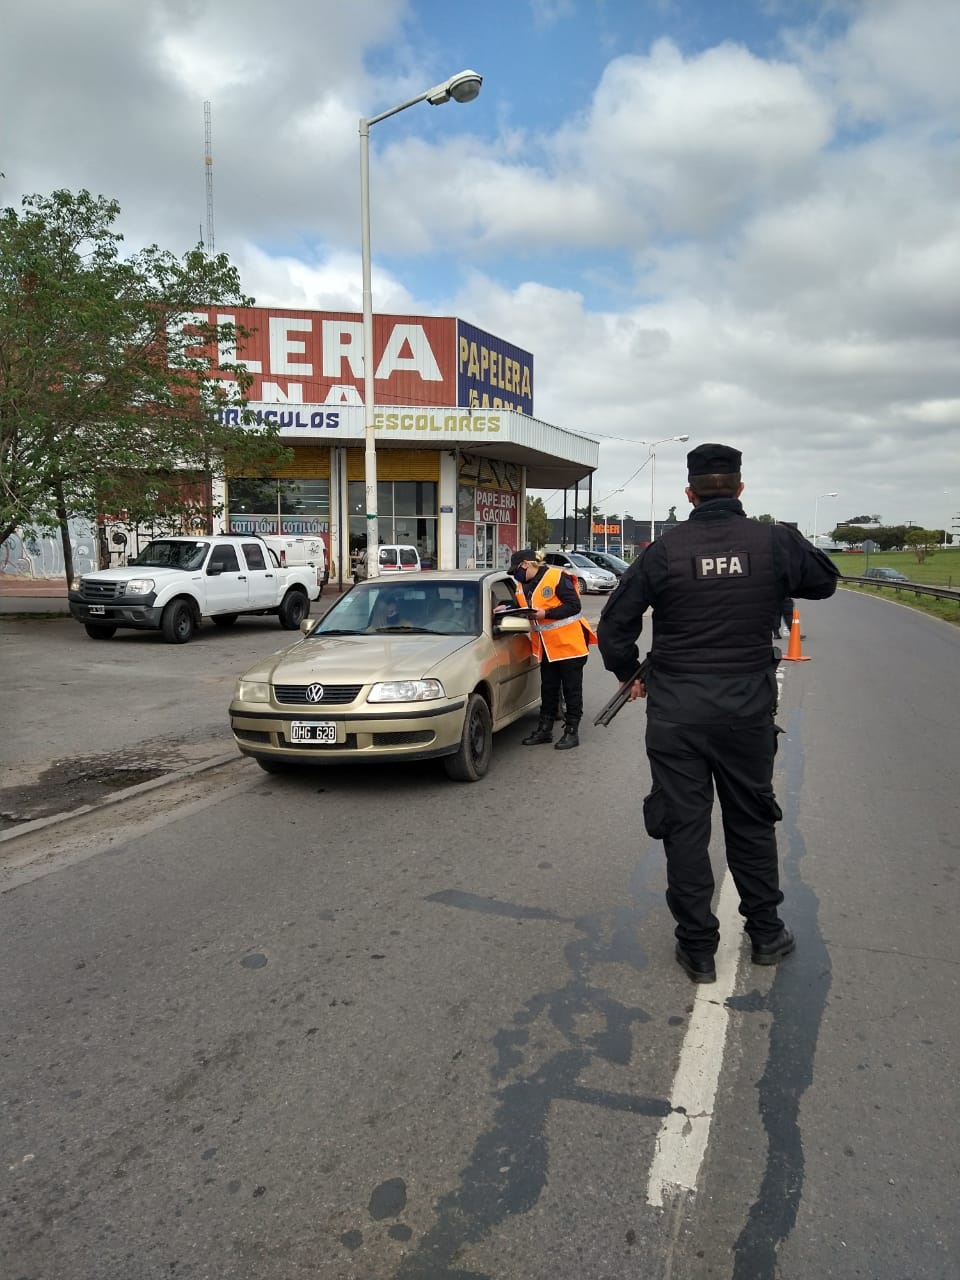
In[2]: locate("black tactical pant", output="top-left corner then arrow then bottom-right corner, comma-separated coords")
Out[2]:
644,717 -> 784,954
539,654 -> 587,722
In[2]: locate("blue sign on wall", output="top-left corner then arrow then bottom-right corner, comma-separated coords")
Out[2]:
457,320 -> 534,416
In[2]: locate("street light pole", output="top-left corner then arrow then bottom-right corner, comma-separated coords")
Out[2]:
812,491 -> 838,545
647,435 -> 689,544
359,69 -> 482,578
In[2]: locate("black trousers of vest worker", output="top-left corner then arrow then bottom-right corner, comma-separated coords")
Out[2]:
644,717 -> 784,954
539,654 -> 587,722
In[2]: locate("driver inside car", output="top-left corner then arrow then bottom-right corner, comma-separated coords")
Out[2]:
371,593 -> 416,629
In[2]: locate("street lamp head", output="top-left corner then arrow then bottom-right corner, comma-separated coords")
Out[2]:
676,434 -> 690,443
427,70 -> 483,106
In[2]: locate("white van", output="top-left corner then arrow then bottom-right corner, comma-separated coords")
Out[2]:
260,536 -> 328,592
353,544 -> 421,582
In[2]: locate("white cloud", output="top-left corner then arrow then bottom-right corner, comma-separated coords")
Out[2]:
788,0 -> 960,122
558,40 -> 833,236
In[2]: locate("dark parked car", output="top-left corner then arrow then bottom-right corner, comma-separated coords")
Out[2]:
863,567 -> 909,581
574,549 -> 630,577
541,551 -> 617,594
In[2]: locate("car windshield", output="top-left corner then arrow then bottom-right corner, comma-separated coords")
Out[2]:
128,540 -> 209,571
601,554 -> 629,571
310,582 -> 482,636
569,554 -> 596,568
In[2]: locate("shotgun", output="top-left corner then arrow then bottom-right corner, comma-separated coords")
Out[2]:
593,658 -> 650,727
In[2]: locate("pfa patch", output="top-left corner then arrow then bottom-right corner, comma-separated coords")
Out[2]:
694,553 -> 750,579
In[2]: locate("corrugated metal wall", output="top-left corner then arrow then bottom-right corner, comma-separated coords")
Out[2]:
344,449 -> 439,481
274,447 -> 331,479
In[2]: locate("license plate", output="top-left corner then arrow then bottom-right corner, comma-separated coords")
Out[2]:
89,605 -> 106,615
290,721 -> 337,743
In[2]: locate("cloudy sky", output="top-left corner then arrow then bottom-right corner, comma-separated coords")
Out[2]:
2,0 -> 958,536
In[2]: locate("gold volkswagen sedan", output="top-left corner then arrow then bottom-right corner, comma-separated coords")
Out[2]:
229,570 -> 540,782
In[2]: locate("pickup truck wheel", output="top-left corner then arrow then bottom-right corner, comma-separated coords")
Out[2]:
212,614 -> 238,628
278,590 -> 309,630
161,599 -> 195,644
444,693 -> 493,782
84,622 -> 117,640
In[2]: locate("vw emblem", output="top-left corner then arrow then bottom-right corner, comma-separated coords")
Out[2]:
305,683 -> 325,703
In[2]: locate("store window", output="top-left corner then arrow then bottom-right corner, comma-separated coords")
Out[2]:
348,480 -> 437,570
227,478 -> 330,537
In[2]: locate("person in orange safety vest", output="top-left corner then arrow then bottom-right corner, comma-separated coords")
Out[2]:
509,548 -> 597,750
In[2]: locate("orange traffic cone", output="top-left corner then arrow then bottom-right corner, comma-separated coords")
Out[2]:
782,607 -> 810,662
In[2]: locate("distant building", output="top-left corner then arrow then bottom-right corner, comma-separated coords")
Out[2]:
545,516 -> 680,557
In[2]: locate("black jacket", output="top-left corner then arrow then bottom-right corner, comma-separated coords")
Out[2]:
597,499 -> 839,724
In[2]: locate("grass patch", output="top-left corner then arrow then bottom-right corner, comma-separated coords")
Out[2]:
836,546 -> 960,626
830,547 -> 960,588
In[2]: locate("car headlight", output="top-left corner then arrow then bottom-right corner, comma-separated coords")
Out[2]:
124,578 -> 155,596
235,678 -> 271,704
368,679 -> 445,703
71,576 -> 83,591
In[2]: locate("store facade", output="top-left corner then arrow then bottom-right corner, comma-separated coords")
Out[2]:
178,306 -> 597,586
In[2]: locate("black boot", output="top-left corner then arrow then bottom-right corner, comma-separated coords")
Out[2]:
554,720 -> 580,750
522,716 -> 554,746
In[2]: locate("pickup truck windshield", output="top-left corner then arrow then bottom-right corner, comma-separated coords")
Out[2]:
129,541 -> 210,571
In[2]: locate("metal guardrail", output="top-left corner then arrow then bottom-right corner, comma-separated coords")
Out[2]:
842,575 -> 960,604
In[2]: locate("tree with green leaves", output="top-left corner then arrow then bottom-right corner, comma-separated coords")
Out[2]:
903,528 -> 940,562
830,523 -> 871,546
0,189 -> 289,579
525,495 -> 552,549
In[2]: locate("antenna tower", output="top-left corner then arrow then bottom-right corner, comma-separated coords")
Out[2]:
203,100 -> 215,254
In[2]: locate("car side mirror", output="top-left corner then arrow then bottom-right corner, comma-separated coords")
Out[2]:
494,614 -> 531,634
207,563 -> 223,575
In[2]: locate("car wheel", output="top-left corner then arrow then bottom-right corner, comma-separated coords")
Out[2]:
278,590 -> 309,629
161,599 -> 195,644
213,613 -> 238,628
578,577 -> 589,595
84,622 -> 117,640
256,758 -> 292,774
444,693 -> 493,782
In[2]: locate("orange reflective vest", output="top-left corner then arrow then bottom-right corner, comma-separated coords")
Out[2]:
515,566 -> 598,662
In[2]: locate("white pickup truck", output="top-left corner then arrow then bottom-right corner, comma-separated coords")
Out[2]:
68,535 -> 322,643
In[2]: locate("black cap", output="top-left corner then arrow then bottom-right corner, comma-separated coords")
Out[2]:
509,548 -> 540,573
687,443 -> 742,478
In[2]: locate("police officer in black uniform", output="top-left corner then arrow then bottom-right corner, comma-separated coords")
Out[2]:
597,443 -> 839,983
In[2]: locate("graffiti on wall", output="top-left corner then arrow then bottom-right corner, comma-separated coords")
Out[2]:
0,521 -> 99,580
0,506 -> 221,580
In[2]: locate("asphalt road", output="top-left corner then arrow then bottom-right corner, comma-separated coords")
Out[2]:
1,590 -> 958,1279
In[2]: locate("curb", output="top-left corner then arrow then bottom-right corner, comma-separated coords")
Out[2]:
0,750 -> 241,845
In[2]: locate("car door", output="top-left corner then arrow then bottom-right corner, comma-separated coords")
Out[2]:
205,544 -> 249,612
488,576 -> 539,719
242,541 -> 280,608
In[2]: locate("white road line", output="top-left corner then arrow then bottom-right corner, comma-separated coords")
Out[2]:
645,871 -> 743,1207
